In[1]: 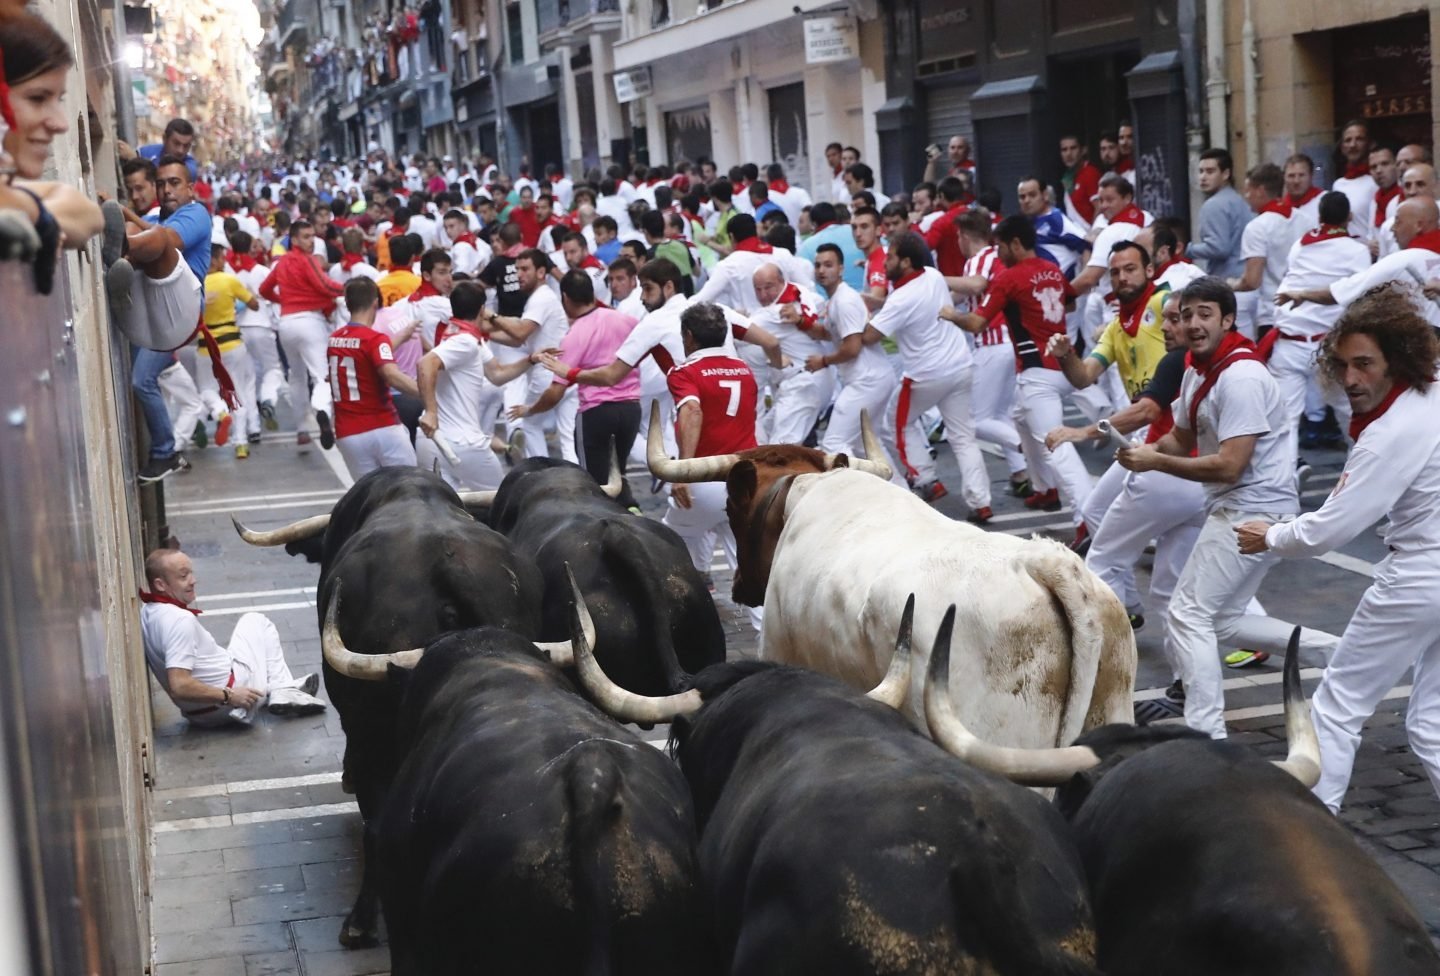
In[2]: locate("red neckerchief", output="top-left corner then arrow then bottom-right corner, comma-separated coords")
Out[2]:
1117,281 -> 1157,337
217,208 -> 237,218
1115,158 -> 1134,175
1110,203 -> 1146,226
832,164 -> 842,176
1349,381 -> 1413,440
433,316 -> 488,349
1342,162 -> 1369,180
1288,186 -> 1322,208
548,174 -> 564,185
1185,331 -> 1263,430
228,250 -> 259,273
769,178 -> 790,195
578,254 -> 604,270
1259,197 -> 1293,218
1300,224 -> 1351,246
385,224 -> 408,238
733,236 -> 773,255
1408,229 -> 1440,254
813,221 -> 836,232
451,232 -> 477,248
340,252 -> 367,270
775,283 -> 818,331
408,280 -> 443,302
1375,185 -> 1402,226
139,590 -> 200,615
891,269 -> 923,291
1155,255 -> 1191,278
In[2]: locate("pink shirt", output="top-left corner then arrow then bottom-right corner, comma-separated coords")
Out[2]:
555,306 -> 641,411
373,303 -> 423,379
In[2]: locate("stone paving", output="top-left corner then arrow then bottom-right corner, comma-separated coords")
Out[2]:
147,419 -> 1439,975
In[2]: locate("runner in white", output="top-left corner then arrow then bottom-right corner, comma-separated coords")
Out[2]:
1236,287 -> 1440,811
746,263 -> 834,446
443,208 -> 491,276
1232,162 -> 1298,339
1331,120 -> 1379,238
229,230 -> 284,439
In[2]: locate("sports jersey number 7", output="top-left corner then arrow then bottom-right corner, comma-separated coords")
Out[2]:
720,380 -> 742,417
330,357 -> 360,402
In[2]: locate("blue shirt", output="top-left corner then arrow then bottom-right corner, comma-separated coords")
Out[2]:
798,222 -> 866,291
595,238 -> 621,265
138,143 -> 199,181
162,202 -> 214,284
754,200 -> 781,222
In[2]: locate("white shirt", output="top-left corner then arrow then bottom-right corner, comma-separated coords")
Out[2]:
823,281 -> 894,387
141,602 -> 232,693
1267,383 -> 1440,555
1156,259 -> 1206,294
449,238 -> 491,277
1290,193 -> 1321,237
1330,246 -> 1440,330
869,266 -> 972,382
1239,210 -> 1296,329
746,283 -> 831,363
430,331 -> 497,441
1331,173 -> 1378,239
548,176 -> 574,210
1174,358 -> 1296,515
831,171 -> 850,206
596,194 -> 634,235
409,213 -> 440,251
770,185 -> 812,227
616,293 -> 689,389
1085,218 -> 1148,274
235,264 -> 276,329
1273,233 -> 1372,338
772,245 -> 816,290
694,247 -> 779,313
521,284 -> 570,355
1376,212 -> 1400,260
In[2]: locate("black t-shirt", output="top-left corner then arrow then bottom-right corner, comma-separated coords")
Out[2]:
1137,346 -> 1186,406
479,254 -> 526,317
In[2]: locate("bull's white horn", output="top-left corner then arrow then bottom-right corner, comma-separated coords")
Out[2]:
866,593 -> 915,709
455,490 -> 498,506
646,400 -> 741,483
924,604 -> 1101,786
600,441 -> 624,499
321,583 -> 425,681
851,410 -> 894,480
1272,627 -> 1321,788
232,513 -> 330,547
566,564 -> 702,723
531,577 -> 596,667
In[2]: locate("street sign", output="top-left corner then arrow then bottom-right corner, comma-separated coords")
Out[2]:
804,14 -> 858,64
613,66 -> 652,104
131,78 -> 149,119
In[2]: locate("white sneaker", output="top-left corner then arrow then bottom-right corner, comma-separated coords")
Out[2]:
266,688 -> 326,716
293,672 -> 320,696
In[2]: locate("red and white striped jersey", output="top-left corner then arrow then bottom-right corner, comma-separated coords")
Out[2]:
962,245 -> 1011,348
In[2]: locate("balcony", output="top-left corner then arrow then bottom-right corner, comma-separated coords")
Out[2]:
275,0 -> 309,51
538,0 -> 622,48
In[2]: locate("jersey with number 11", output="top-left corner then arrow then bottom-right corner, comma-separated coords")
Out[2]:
327,324 -> 401,438
666,348 -> 759,458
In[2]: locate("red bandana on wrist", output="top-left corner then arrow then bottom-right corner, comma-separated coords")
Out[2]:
1300,224 -> 1351,246
1349,381 -> 1411,440
1109,203 -> 1146,227
733,236 -> 773,255
139,590 -> 200,615
1117,282 -> 1157,337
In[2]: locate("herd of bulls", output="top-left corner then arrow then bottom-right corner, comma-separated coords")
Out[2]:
234,420 -> 1440,975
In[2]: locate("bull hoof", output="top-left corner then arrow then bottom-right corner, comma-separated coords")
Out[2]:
338,922 -> 379,949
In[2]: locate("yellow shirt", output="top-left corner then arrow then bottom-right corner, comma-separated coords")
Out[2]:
1090,289 -> 1170,399
377,269 -> 421,307
200,271 -> 251,354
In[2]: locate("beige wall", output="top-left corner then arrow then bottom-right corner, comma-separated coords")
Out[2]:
1222,0 -> 1440,173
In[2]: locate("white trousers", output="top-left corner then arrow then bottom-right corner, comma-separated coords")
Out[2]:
631,389 -> 678,465
335,424 -> 416,480
1167,509 -> 1342,738
1013,368 -> 1094,523
970,343 -> 1026,474
240,326 -> 285,433
555,385 -> 579,464
518,367 -> 556,458
159,361 -> 204,448
116,258 -> 203,351
819,374 -> 897,466
1270,337 -> 1350,458
196,346 -> 254,439
416,431 -> 504,490
887,369 -> 991,508
662,481 -> 763,631
765,367 -> 835,446
188,613 -> 303,728
1312,549 -> 1440,811
277,311 -> 332,428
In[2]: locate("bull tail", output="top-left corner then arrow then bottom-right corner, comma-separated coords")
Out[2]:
566,748 -> 624,976
599,521 -> 687,692
1021,544 -> 1134,748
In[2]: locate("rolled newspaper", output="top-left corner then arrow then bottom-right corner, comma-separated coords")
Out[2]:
1097,418 -> 1132,452
432,432 -> 461,466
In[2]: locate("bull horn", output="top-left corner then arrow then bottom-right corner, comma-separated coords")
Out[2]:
530,569 -> 597,667
566,563 -> 702,723
851,410 -> 894,480
1272,627 -> 1321,788
646,400 -> 740,484
231,513 -> 330,547
866,593 -> 914,709
321,582 -> 425,680
924,604 -> 1101,786
600,440 -> 624,498
455,490 -> 498,506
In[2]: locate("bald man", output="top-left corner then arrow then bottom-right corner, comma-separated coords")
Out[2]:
1397,144 -> 1433,171
1278,196 -> 1440,331
1377,164 -> 1437,259
745,262 -> 835,445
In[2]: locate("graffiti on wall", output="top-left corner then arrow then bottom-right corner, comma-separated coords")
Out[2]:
1137,145 -> 1174,219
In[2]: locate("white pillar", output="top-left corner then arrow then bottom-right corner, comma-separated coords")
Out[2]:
858,18 -> 886,183
590,32 -> 624,168
559,43 -> 583,174
645,96 -> 664,165
709,87 -> 739,170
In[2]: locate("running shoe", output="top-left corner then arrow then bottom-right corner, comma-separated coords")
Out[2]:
316,410 -> 335,450
192,420 -> 208,449
1009,477 -> 1033,498
1128,612 -> 1145,631
247,432 -> 262,445
235,443 -> 249,460
913,480 -> 948,503
965,506 -> 993,525
296,431 -> 312,447
259,399 -> 278,431
138,453 -> 184,484
1023,488 -> 1061,511
1224,649 -> 1270,669
214,411 -> 232,447
1068,523 -> 1090,555
505,429 -> 527,467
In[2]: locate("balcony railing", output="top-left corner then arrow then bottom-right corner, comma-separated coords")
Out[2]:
560,0 -> 620,21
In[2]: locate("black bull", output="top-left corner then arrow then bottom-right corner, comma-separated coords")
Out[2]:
377,628 -> 713,976
489,458 -> 725,695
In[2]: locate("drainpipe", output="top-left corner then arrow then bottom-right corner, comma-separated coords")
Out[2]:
1204,0 -> 1227,149
1242,0 -> 1260,170
1178,0 -> 1206,224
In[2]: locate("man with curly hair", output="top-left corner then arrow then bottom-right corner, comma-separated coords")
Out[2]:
1236,285 -> 1440,811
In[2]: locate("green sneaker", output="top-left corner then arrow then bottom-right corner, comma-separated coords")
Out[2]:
192,420 -> 208,449
1224,649 -> 1270,669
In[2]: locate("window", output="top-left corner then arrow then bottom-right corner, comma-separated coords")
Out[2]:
506,1 -> 523,64
650,0 -> 669,28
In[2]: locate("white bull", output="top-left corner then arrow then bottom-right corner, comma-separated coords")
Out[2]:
759,468 -> 1137,749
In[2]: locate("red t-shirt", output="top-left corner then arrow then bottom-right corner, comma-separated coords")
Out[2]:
922,203 -> 967,277
864,248 -> 888,293
328,324 -> 401,437
667,349 -> 759,457
974,256 -> 1076,372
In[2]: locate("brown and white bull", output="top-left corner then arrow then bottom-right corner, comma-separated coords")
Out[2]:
648,407 -> 1136,749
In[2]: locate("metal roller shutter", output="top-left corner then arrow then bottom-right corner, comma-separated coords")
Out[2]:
925,82 -> 975,148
